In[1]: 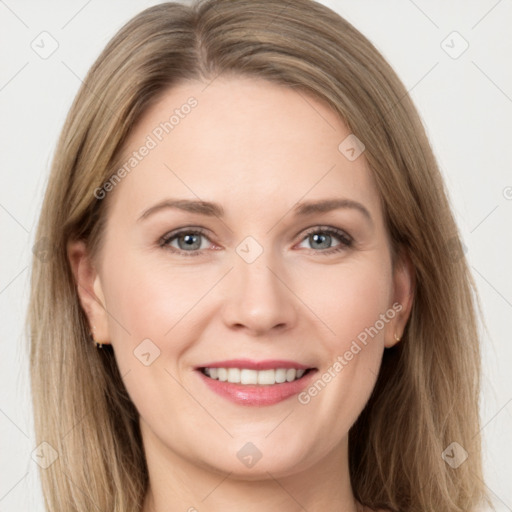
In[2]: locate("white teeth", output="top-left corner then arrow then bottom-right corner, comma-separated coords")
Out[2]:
240,369 -> 258,385
286,369 -> 296,382
202,367 -> 309,385
227,368 -> 241,383
275,368 -> 287,383
257,369 -> 275,385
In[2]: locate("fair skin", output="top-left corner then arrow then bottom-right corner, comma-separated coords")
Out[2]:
68,76 -> 413,512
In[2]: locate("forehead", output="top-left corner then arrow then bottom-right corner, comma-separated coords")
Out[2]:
107,76 -> 381,222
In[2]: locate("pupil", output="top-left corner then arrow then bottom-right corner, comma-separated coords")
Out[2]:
180,234 -> 200,250
312,233 -> 330,249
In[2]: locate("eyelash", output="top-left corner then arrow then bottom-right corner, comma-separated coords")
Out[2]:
158,226 -> 353,257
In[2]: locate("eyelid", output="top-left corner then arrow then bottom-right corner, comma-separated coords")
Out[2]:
159,225 -> 353,255
298,225 -> 353,245
158,226 -> 213,252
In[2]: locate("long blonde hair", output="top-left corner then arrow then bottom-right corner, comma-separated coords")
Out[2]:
27,1 -> 490,510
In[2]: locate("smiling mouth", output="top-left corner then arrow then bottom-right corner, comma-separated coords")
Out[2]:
199,367 -> 315,385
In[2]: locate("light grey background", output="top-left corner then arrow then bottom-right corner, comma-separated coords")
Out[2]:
1,0 -> 511,510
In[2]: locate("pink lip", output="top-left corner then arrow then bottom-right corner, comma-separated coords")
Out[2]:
196,366 -> 318,407
196,359 -> 312,371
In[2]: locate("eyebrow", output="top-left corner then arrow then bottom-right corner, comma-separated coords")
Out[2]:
137,197 -> 373,224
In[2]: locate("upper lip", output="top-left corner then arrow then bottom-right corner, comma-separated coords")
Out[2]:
196,359 -> 314,371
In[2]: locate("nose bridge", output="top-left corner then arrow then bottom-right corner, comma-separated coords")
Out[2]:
223,235 -> 297,333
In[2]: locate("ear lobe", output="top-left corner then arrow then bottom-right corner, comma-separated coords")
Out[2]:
67,240 -> 110,344
385,248 -> 415,348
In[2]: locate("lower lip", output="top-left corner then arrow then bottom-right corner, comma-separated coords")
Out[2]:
197,369 -> 317,406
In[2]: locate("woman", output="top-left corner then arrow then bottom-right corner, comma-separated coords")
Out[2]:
27,0 -> 491,511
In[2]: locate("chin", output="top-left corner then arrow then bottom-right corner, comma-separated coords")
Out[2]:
191,441 -> 313,481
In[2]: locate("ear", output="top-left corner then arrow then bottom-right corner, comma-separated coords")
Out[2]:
385,247 -> 415,348
67,240 -> 110,345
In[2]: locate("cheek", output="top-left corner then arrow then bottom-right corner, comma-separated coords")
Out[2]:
98,249 -> 227,399
102,251 -> 211,340
98,253 -> 209,424
297,255 -> 393,347
295,257 -> 392,423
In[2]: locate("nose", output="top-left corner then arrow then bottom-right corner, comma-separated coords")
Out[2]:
221,249 -> 298,337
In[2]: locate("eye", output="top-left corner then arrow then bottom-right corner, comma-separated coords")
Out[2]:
159,225 -> 353,257
159,228 -> 213,257
296,226 -> 353,254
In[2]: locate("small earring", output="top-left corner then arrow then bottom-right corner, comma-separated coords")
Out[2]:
90,330 -> 103,349
394,332 -> 401,342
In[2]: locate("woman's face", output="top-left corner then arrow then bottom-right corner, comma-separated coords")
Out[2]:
72,76 -> 412,479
